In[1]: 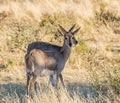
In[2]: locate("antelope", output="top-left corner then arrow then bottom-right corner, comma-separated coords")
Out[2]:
25,24 -> 80,95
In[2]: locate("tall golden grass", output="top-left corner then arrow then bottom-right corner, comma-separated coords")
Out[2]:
0,0 -> 120,103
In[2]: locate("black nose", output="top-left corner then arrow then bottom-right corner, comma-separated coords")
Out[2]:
69,43 -> 72,47
76,41 -> 78,44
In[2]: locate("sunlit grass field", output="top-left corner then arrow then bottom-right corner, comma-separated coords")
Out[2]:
0,0 -> 120,103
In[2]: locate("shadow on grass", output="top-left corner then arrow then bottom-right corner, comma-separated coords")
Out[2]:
0,82 -> 109,102
66,82 -> 115,102
66,82 -> 99,99
0,82 -> 26,102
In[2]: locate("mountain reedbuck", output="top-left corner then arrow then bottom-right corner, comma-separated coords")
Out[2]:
25,24 -> 80,95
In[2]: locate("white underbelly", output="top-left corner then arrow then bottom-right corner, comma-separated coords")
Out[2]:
40,69 -> 55,76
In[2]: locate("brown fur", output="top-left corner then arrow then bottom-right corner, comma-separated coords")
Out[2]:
25,25 -> 80,95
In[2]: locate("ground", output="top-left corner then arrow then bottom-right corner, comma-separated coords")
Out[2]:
0,0 -> 120,103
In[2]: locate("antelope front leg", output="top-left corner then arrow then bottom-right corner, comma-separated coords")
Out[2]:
49,75 -> 58,87
49,74 -> 59,88
59,73 -> 65,87
54,74 -> 59,88
48,75 -> 54,87
49,73 -> 64,88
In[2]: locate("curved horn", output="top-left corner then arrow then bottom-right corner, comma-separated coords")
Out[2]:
58,24 -> 67,34
57,29 -> 64,36
69,24 -> 76,32
73,27 -> 80,35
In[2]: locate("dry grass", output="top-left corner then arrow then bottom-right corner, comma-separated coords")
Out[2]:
0,0 -> 120,103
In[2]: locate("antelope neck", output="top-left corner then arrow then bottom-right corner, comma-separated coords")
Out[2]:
60,42 -> 71,61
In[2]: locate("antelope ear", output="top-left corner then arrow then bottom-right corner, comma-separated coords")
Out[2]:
58,24 -> 67,34
72,27 -> 80,35
68,24 -> 76,32
57,29 -> 64,36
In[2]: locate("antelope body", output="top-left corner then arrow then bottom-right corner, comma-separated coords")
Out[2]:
25,25 -> 80,95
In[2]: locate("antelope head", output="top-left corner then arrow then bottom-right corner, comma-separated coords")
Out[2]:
58,24 -> 80,48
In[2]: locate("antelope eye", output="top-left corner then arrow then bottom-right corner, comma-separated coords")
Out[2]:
72,37 -> 74,39
65,37 -> 67,39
